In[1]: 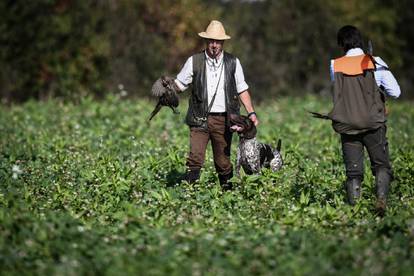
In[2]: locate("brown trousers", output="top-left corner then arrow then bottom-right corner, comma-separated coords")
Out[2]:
186,114 -> 233,176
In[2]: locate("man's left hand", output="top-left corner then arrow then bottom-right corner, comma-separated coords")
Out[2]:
249,114 -> 259,126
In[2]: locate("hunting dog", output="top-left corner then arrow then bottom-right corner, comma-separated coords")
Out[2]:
230,115 -> 283,176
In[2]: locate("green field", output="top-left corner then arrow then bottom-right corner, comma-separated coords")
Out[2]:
1,95 -> 413,275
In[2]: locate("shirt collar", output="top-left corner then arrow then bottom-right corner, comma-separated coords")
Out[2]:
345,48 -> 364,56
205,50 -> 223,63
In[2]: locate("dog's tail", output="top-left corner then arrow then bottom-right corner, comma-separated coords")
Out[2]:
276,139 -> 282,152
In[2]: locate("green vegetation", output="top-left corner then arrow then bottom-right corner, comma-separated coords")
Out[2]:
1,96 -> 413,275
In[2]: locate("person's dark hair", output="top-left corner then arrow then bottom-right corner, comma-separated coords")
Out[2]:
337,25 -> 364,52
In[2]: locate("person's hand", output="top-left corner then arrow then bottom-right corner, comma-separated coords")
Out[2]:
248,113 -> 259,126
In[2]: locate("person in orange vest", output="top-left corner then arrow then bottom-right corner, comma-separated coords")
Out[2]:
329,25 -> 401,215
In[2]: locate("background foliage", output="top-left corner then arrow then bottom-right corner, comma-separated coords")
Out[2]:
0,0 -> 412,102
1,96 -> 413,274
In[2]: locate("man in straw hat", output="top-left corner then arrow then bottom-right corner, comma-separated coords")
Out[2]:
174,20 -> 258,190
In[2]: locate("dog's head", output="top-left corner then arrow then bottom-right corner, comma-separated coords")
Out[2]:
229,114 -> 257,139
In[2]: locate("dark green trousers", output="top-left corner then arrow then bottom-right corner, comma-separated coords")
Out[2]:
340,125 -> 392,181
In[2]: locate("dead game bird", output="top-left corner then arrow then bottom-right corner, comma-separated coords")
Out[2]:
149,76 -> 180,121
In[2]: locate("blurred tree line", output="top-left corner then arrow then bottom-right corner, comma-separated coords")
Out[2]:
0,0 -> 412,103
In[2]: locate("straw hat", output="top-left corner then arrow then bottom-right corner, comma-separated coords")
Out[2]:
198,20 -> 231,40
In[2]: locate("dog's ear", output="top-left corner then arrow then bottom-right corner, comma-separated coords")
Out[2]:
229,114 -> 243,124
244,116 -> 252,127
242,116 -> 257,139
229,113 -> 238,121
242,115 -> 256,131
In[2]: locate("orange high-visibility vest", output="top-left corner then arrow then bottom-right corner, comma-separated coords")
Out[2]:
333,54 -> 375,75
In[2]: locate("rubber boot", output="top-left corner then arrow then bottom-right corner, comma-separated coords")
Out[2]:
184,168 -> 200,184
375,169 -> 391,216
218,172 -> 233,191
345,178 -> 361,206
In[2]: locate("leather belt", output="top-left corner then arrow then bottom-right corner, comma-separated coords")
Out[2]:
208,112 -> 227,116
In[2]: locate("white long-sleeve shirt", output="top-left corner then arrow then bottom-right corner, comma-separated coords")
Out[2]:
330,48 -> 401,98
175,51 -> 249,113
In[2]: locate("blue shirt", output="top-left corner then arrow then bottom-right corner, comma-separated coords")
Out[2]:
330,48 -> 401,98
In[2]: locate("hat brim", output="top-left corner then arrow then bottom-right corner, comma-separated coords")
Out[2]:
198,32 -> 231,40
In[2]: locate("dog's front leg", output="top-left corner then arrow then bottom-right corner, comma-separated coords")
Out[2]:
251,145 -> 262,174
253,157 -> 261,174
235,147 -> 241,177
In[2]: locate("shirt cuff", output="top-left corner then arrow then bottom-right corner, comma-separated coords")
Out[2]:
237,82 -> 249,93
174,79 -> 187,91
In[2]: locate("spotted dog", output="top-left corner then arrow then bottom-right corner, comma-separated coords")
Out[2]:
230,115 -> 283,176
